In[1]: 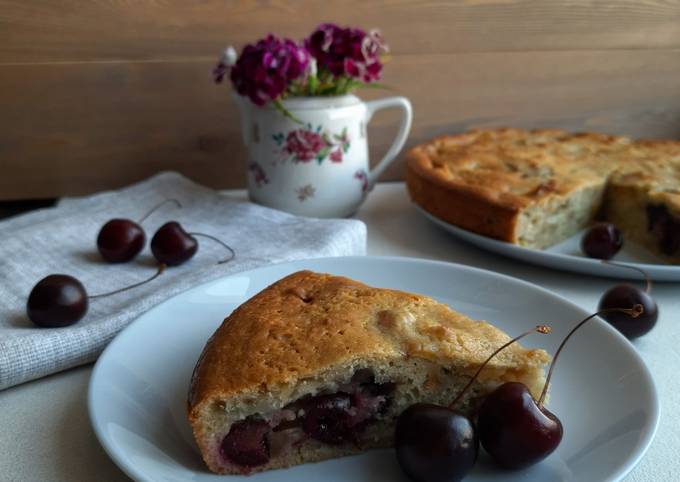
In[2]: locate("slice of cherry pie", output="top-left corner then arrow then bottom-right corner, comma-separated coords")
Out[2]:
187,270 -> 549,474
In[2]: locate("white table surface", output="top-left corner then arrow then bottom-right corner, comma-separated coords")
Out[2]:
2,182 -> 678,482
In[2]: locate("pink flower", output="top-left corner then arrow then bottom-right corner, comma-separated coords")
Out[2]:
306,24 -> 387,82
284,129 -> 326,162
330,149 -> 343,163
221,35 -> 310,106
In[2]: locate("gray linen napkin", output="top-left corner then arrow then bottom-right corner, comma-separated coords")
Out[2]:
0,172 -> 366,390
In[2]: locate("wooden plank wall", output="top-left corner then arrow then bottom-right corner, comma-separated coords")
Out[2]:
1,0 -> 680,200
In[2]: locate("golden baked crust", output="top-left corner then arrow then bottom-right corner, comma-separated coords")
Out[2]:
406,128 -> 680,258
189,270 -> 547,412
188,270 -> 549,474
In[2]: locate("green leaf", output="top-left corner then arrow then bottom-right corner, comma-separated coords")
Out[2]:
333,127 -> 349,143
316,146 -> 331,162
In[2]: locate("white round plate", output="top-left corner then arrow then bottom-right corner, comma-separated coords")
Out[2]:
416,205 -> 680,282
89,256 -> 658,482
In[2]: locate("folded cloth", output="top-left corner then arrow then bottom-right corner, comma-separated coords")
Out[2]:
0,172 -> 367,390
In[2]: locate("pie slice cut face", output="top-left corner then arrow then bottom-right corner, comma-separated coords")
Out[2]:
187,270 -> 549,474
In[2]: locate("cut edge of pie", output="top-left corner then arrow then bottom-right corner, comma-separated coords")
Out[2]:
406,128 -> 680,262
188,270 -> 550,475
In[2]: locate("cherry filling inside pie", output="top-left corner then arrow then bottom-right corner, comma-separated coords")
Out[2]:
647,204 -> 680,256
220,369 -> 396,468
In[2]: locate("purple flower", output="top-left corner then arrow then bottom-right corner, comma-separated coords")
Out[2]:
306,24 -> 387,82
224,35 -> 310,106
283,129 -> 327,162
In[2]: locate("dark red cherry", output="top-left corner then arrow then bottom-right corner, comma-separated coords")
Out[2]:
27,274 -> 88,327
478,382 -> 563,470
394,326 -> 550,482
148,224 -> 235,266
96,199 -> 181,263
97,219 -> 145,263
647,204 -> 680,256
221,418 -> 270,467
26,266 -> 165,328
598,284 -> 658,338
598,262 -> 658,339
150,222 -> 198,266
396,403 -> 478,482
581,223 -> 623,260
477,307 -> 641,471
300,393 -> 356,445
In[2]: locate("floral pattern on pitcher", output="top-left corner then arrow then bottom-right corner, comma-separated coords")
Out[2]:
217,25 -> 412,217
248,161 -> 269,187
296,184 -> 316,201
354,169 -> 369,194
273,124 -> 350,164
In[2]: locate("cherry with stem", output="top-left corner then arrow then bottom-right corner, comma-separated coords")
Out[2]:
189,233 -> 236,265
150,221 -> 236,266
27,264 -> 167,328
97,199 -> 182,263
478,305 -> 644,471
598,260 -> 658,339
395,325 -> 550,482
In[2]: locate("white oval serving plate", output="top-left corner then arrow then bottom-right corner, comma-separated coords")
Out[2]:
89,256 -> 659,482
415,205 -> 680,282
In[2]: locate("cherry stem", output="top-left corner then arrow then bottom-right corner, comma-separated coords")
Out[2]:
448,325 -> 551,409
137,199 -> 182,224
188,232 -> 236,264
537,304 -> 644,407
89,264 -> 166,299
601,260 -> 652,293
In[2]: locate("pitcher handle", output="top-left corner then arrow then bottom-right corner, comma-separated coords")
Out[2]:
364,96 -> 413,189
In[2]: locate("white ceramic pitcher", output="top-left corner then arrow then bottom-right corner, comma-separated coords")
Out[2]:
234,94 -> 412,218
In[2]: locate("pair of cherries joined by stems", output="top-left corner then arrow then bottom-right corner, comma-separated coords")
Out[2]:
97,199 -> 234,266
395,304 -> 644,482
26,199 -> 235,328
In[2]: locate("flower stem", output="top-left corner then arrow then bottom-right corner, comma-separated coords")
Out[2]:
272,99 -> 304,125
307,74 -> 319,96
